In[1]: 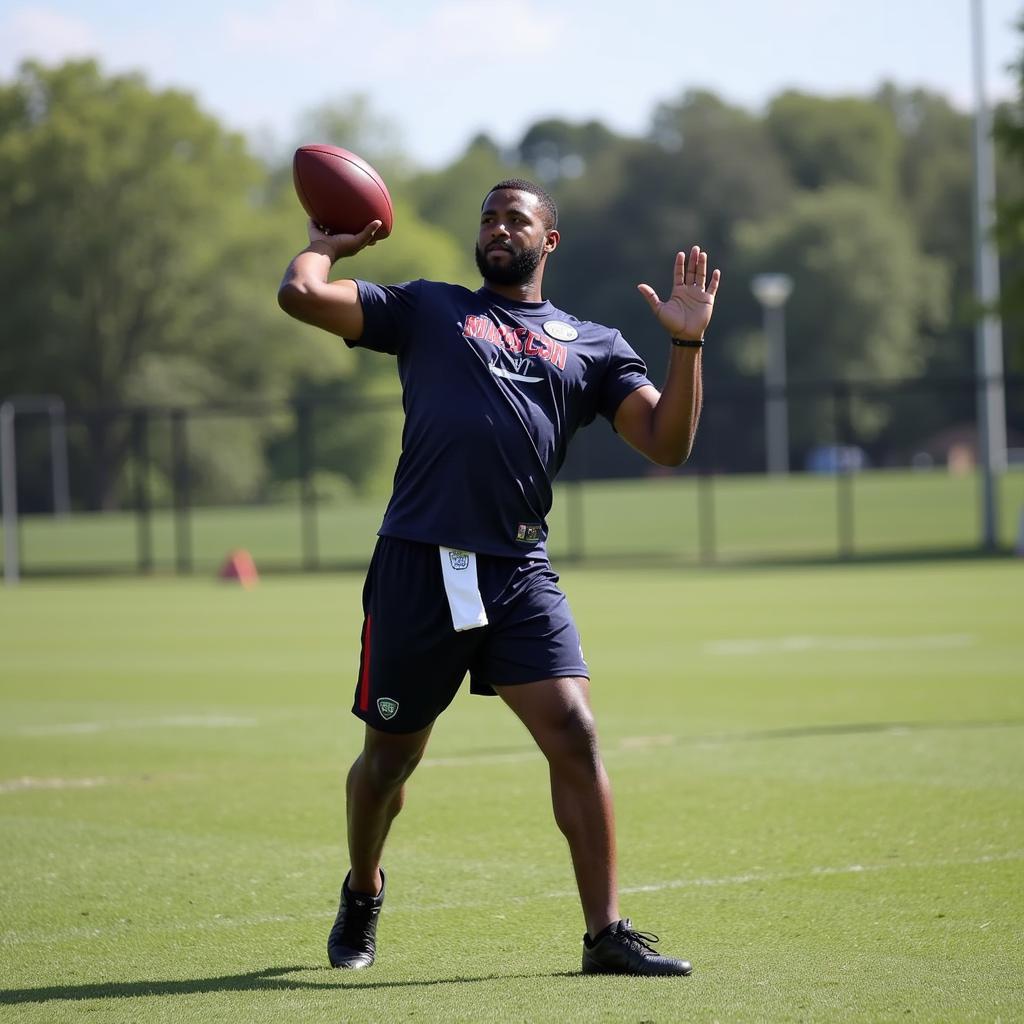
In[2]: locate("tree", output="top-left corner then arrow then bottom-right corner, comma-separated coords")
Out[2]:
407,133 -> 528,258
766,91 -> 902,197
548,94 -> 794,459
736,186 -> 948,450
0,61 -> 324,507
0,62 -> 476,509
518,118 -> 619,183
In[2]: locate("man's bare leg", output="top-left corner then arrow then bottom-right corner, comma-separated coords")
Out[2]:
328,722 -> 432,968
347,722 -> 433,894
494,676 -> 692,976
494,676 -> 618,937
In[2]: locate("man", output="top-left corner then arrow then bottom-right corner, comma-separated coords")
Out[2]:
278,178 -> 720,976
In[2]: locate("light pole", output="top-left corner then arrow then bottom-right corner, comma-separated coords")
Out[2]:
970,0 -> 1007,549
752,274 -> 794,475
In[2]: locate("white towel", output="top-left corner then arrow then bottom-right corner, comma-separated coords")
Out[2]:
439,547 -> 489,631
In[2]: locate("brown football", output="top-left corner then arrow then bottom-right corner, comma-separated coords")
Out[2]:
292,144 -> 394,238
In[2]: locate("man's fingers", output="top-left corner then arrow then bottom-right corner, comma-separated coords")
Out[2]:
637,283 -> 661,311
706,267 -> 722,296
695,250 -> 707,288
358,220 -> 383,245
686,245 -> 700,284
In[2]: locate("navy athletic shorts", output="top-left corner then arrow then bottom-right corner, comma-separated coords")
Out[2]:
352,536 -> 589,734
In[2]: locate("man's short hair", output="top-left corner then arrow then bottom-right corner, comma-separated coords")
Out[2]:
483,178 -> 558,230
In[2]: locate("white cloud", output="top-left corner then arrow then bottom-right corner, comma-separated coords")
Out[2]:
0,0 -> 1017,168
221,0 -> 359,53
419,0 -> 568,60
218,0 -> 567,67
0,6 -> 101,73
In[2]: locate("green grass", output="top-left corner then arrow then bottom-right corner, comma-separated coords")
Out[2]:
1,561 -> 1022,1021
7,467 -> 1024,574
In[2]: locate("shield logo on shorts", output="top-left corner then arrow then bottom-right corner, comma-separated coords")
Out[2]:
377,697 -> 399,721
448,550 -> 470,571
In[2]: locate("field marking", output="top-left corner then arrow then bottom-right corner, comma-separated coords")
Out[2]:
3,850 -> 1020,947
16,715 -> 258,737
0,776 -> 111,794
422,735 -> 675,768
619,735 -> 675,750
704,633 -> 975,656
546,849 -> 1024,899
422,751 -> 539,768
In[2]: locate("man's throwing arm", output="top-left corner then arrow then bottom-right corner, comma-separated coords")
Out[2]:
277,219 -> 382,339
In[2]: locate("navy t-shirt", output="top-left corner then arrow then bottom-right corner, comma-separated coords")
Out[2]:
350,279 -> 652,559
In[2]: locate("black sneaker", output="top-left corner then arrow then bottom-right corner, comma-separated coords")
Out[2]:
327,870 -> 385,969
582,918 -> 692,976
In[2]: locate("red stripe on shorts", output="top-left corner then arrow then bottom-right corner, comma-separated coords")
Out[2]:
358,615 -> 372,712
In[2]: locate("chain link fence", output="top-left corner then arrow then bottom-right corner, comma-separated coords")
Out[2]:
3,375 -> 1023,577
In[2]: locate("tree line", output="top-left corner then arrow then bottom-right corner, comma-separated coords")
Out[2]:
1,47 -> 1021,511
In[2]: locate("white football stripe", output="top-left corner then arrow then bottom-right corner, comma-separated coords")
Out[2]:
3,850 -> 1019,945
17,715 -> 257,737
0,776 -> 111,794
705,634 -> 975,656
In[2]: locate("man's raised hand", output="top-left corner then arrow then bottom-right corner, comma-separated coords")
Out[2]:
307,218 -> 382,262
637,247 -> 721,342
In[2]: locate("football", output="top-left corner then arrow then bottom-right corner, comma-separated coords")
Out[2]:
292,144 -> 394,239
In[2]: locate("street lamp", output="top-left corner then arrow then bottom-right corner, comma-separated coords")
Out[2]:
969,0 -> 1007,549
751,273 -> 794,475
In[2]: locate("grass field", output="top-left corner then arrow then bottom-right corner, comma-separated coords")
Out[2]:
7,467 -> 1024,574
1,560 -> 1022,1022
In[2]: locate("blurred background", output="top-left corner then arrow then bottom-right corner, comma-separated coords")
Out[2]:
1,0 -> 1022,576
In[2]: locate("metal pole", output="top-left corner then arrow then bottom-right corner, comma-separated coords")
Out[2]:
48,399 -> 70,517
133,410 -> 153,574
171,409 -> 192,575
970,0 -> 1007,549
752,274 -> 794,476
835,384 -> 855,559
765,304 -> 790,475
1,403 -> 19,586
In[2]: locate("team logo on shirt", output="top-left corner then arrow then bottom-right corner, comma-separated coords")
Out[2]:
448,550 -> 470,570
462,316 -> 568,372
543,320 -> 579,342
377,697 -> 399,720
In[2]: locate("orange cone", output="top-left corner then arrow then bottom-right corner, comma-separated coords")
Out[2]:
219,549 -> 259,589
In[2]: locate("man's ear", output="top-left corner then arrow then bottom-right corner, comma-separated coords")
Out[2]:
544,229 -> 560,254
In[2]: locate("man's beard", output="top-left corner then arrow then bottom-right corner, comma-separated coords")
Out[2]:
475,241 -> 544,286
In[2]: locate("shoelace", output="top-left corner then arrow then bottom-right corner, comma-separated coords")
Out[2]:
620,922 -> 661,954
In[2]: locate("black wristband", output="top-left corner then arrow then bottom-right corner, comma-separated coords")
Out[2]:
671,337 -> 704,349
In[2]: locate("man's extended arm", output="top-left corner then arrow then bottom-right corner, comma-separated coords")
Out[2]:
277,220 -> 381,338
613,247 -> 720,467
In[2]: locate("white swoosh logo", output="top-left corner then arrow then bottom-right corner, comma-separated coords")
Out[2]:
490,365 -> 542,383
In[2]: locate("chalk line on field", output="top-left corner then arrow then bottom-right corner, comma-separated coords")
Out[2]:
17,715 -> 258,737
545,849 -> 1024,899
421,751 -> 540,768
0,776 -> 111,794
422,735 -> 676,768
704,634 -> 975,656
4,850 -> 1021,946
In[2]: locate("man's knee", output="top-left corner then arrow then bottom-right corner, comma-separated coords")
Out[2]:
357,729 -> 429,792
542,700 -> 601,769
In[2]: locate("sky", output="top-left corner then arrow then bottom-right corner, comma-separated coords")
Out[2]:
1,0 -> 1021,167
